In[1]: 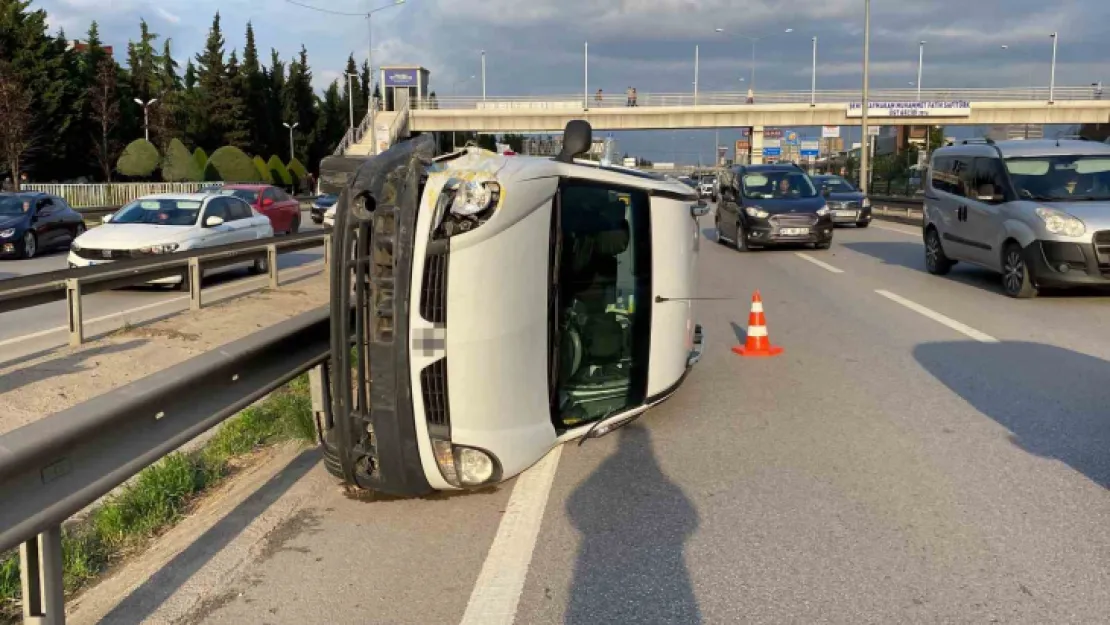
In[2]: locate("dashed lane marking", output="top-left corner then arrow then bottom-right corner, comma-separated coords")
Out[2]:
795,252 -> 845,274
875,289 -> 999,343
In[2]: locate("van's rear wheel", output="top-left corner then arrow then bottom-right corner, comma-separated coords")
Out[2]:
924,228 -> 953,276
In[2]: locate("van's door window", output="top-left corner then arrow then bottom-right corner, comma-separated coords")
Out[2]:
972,158 -> 1010,203
552,180 -> 652,428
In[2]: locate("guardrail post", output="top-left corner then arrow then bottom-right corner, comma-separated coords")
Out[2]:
323,233 -> 333,279
20,525 -> 66,625
267,244 -> 279,289
188,257 -> 202,311
65,278 -> 83,347
309,364 -> 331,443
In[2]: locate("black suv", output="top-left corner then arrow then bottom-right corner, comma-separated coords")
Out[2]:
716,163 -> 834,251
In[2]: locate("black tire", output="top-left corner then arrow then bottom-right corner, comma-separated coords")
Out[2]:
924,228 -> 954,276
171,272 -> 189,291
289,214 -> 301,235
19,231 -> 37,259
1002,242 -> 1038,299
250,256 -> 269,275
735,221 -> 757,252
814,240 -> 832,250
856,221 -> 870,228
714,216 -> 728,245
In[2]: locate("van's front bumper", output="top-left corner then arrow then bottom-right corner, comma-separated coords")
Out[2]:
1028,239 -> 1110,288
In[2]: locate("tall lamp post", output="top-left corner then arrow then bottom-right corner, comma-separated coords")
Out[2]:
1049,31 -> 1058,103
860,0 -> 872,194
134,98 -> 158,141
916,41 -> 925,101
366,0 -> 406,155
480,50 -> 487,101
714,27 -> 793,93
811,36 -> 818,106
283,121 -> 299,164
346,72 -> 358,130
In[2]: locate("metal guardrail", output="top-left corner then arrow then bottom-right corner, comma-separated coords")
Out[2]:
0,231 -> 332,347
416,86 -> 1104,110
0,307 -> 334,624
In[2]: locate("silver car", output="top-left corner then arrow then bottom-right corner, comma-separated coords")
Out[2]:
923,138 -> 1110,298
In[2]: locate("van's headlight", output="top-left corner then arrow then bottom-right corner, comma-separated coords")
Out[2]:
138,243 -> 180,254
0,229 -> 15,239
745,206 -> 769,219
1036,207 -> 1085,237
861,197 -> 871,208
432,178 -> 502,239
431,439 -> 500,488
816,205 -> 830,217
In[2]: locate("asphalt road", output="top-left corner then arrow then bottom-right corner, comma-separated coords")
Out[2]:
0,213 -> 325,361
87,214 -> 1110,624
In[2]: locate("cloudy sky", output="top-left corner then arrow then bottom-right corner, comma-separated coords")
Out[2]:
38,0 -> 1109,163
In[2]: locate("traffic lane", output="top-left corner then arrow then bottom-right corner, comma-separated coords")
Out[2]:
0,246 -> 324,346
186,463 -> 514,625
828,223 -> 1110,361
515,227 -> 1110,623
0,209 -> 323,280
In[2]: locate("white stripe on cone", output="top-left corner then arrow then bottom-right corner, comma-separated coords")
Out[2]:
747,325 -> 768,337
751,302 -> 764,313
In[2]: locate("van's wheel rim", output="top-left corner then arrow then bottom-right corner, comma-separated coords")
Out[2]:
23,232 -> 35,258
925,233 -> 941,271
1003,249 -> 1025,293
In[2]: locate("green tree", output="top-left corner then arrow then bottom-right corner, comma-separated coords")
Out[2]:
192,146 -> 208,171
268,154 -> 291,187
0,61 -> 33,188
241,23 -> 270,156
477,134 -> 497,151
342,54 -> 366,128
127,19 -> 164,101
315,80 -> 345,159
265,50 -> 286,165
204,145 -> 259,182
253,154 -> 273,183
116,138 -> 161,177
500,133 -> 525,153
162,137 -> 202,181
282,46 -> 319,164
183,59 -> 197,90
194,12 -> 248,149
87,56 -> 121,181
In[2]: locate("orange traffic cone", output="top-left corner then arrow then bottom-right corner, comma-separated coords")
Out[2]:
732,290 -> 784,357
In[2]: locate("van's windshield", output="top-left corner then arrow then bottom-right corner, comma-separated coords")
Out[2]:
550,181 -> 652,429
1005,155 -> 1110,201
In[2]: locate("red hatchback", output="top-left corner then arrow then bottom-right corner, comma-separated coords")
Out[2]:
220,184 -> 302,234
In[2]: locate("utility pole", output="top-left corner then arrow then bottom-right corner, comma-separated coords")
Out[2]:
481,50 -> 487,101
859,0 -> 872,194
811,37 -> 818,106
694,45 -> 699,105
917,41 -> 925,101
346,73 -> 357,130
134,98 -> 158,141
1049,32 -> 1058,103
283,121 -> 299,163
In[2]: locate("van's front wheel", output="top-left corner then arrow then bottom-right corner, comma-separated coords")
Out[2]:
1002,242 -> 1038,299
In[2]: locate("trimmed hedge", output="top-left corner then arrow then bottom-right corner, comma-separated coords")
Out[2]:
252,155 -> 273,184
192,147 -> 208,173
204,146 -> 262,182
116,139 -> 161,178
267,155 -> 292,187
287,157 -> 308,190
162,139 -> 203,182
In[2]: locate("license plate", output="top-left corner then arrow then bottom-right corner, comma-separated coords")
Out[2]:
835,210 -> 857,217
780,227 -> 810,236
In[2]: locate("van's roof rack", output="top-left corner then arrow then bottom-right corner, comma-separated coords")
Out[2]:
961,137 -> 995,145
1054,134 -> 1092,141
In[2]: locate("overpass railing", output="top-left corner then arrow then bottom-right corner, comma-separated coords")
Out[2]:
415,86 -> 1102,110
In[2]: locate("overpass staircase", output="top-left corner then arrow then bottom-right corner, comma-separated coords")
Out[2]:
334,101 -> 411,157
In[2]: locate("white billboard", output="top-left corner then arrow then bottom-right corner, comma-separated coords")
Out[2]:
848,100 -> 971,118
822,126 -> 840,138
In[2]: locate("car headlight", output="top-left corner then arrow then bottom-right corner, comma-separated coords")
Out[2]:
431,439 -> 500,488
816,205 -> 830,217
138,243 -> 180,255
1035,207 -> 1085,237
861,197 -> 871,208
432,178 -> 502,239
745,206 -> 769,219
0,228 -> 15,239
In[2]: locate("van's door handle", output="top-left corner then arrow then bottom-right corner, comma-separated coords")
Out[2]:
957,205 -> 967,221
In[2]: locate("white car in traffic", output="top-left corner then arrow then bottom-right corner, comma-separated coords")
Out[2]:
68,193 -> 274,287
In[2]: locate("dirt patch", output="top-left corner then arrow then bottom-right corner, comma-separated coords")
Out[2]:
0,273 -> 330,436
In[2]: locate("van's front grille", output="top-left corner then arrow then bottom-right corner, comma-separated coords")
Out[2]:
419,253 -> 448,324
420,358 -> 450,428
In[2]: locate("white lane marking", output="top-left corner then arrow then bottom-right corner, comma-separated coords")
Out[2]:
460,445 -> 564,625
875,289 -> 998,343
871,222 -> 921,237
0,262 -> 323,348
794,252 -> 845,274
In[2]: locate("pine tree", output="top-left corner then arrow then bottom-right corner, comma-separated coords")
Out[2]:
160,39 -> 181,91
184,60 -> 197,90
316,80 -> 345,157
266,50 -> 286,163
129,19 -> 163,101
282,46 -> 318,163
241,23 -> 269,155
194,12 -> 248,150
88,56 -> 120,180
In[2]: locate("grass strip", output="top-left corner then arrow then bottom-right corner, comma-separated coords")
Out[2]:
0,374 -> 317,622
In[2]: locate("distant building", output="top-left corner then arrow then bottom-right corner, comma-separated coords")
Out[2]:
67,40 -> 114,56
987,124 -> 1044,141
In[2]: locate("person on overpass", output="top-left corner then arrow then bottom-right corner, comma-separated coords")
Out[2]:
626,87 -> 633,107
596,88 -> 603,105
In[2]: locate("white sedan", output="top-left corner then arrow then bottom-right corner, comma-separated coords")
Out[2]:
67,192 -> 274,288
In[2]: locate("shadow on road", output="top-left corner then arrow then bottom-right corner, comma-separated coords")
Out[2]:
915,340 -> 1110,489
0,339 -> 147,393
565,426 -> 702,624
100,449 -> 320,624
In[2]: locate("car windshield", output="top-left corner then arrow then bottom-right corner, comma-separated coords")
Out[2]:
112,198 -> 203,226
742,171 -> 818,199
0,196 -> 32,215
816,177 -> 856,192
221,189 -> 259,203
1004,155 -> 1110,201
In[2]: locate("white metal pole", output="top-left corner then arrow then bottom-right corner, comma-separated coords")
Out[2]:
1049,32 -> 1058,103
481,50 -> 487,101
860,0 -> 871,194
750,39 -> 757,91
368,13 -> 376,153
917,41 -> 924,101
811,37 -> 818,106
143,106 -> 149,142
347,74 -> 355,130
584,42 -> 589,109
694,45 -> 699,105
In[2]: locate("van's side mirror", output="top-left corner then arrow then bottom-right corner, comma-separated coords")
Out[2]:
101,214 -> 112,224
691,200 -> 710,217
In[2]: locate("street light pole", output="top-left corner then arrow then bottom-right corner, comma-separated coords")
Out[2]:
715,28 -> 792,96
584,42 -> 589,110
694,45 -> 699,105
811,36 -> 818,106
917,40 -> 925,100
283,122 -> 299,164
481,50 -> 486,101
860,0 -> 872,194
346,73 -> 357,130
365,0 -> 406,156
1049,32 -> 1058,103
133,98 -> 158,141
